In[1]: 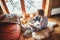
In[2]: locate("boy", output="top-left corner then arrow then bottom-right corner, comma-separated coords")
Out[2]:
23,9 -> 48,38
31,9 -> 48,40
32,9 -> 48,31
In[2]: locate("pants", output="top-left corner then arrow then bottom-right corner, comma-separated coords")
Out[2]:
23,26 -> 46,37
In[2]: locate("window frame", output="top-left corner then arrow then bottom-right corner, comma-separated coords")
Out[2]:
1,0 -> 9,13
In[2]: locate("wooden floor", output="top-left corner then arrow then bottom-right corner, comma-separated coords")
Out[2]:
19,14 -> 60,40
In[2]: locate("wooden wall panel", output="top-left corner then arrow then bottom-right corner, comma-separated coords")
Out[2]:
52,0 -> 60,8
44,0 -> 60,17
45,0 -> 53,17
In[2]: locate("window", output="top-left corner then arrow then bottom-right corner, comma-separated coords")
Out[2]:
5,0 -> 23,16
24,0 -> 42,14
5,0 -> 43,16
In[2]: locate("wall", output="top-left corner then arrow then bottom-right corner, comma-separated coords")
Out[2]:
52,0 -> 60,8
51,0 -> 60,15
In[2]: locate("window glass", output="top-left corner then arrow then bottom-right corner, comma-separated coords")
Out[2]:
24,0 -> 42,14
5,0 -> 23,16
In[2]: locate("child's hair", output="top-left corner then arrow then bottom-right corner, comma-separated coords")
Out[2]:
37,9 -> 44,16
